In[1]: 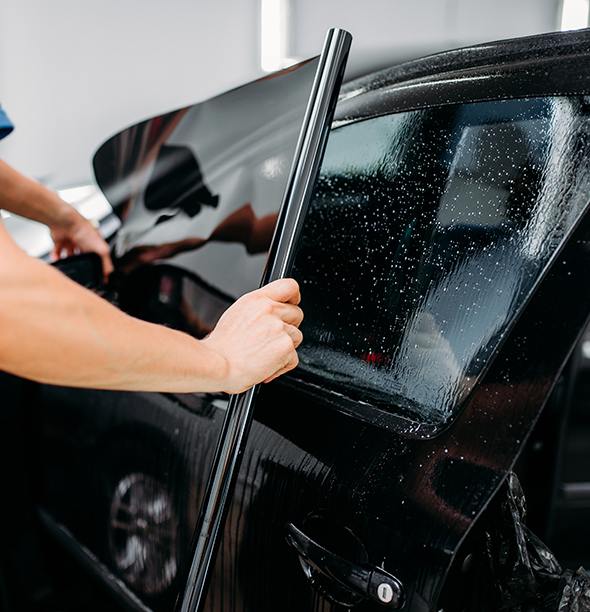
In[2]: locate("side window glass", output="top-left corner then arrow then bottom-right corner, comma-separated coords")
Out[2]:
292,97 -> 590,426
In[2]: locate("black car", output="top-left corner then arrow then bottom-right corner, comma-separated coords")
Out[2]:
5,26 -> 590,612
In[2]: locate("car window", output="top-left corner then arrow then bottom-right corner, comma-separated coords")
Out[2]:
292,96 -> 590,427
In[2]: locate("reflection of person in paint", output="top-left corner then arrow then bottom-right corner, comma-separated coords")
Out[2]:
117,203 -> 278,275
114,141 -> 280,275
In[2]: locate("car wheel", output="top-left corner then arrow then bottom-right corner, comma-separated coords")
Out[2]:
97,435 -> 188,609
107,471 -> 178,596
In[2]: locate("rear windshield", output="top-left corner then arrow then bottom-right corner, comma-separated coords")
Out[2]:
292,96 -> 590,425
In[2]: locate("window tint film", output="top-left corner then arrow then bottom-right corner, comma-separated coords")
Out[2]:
293,97 -> 590,425
94,58 -> 320,300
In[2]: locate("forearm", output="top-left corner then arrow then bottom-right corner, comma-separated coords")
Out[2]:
0,159 -> 78,228
0,217 -> 302,393
207,204 -> 276,254
0,230 -> 229,392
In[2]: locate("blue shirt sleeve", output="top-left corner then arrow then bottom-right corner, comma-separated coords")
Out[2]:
0,103 -> 14,141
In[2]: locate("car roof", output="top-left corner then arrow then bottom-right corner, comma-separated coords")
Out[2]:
334,28 -> 590,126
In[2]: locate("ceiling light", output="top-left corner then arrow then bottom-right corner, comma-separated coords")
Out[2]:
260,0 -> 294,72
560,0 -> 590,31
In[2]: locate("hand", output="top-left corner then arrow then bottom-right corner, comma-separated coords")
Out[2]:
50,212 -> 114,282
0,159 -> 115,280
202,278 -> 303,394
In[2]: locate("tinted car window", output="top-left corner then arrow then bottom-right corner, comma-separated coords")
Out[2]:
293,96 -> 590,426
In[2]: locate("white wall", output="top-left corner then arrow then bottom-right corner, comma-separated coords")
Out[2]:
0,0 -> 563,185
292,0 -> 561,78
0,0 -> 261,183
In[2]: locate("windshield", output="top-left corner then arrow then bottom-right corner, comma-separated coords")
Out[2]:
292,96 -> 590,425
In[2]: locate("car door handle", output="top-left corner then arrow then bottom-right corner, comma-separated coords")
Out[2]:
285,523 -> 404,609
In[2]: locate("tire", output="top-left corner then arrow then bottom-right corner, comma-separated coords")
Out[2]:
96,433 -> 189,611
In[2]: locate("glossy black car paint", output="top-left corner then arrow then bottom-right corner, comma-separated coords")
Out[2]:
22,28 -> 590,612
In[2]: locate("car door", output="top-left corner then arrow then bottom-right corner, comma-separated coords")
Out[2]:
190,31 -> 590,612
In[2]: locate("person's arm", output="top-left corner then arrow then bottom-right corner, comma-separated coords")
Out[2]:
0,158 -> 114,278
0,220 -> 302,393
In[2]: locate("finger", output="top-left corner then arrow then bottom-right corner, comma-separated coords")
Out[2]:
280,323 -> 303,348
288,325 -> 303,348
100,253 -> 115,280
259,278 -> 301,305
274,302 -> 304,327
263,352 -> 300,384
50,241 -> 70,260
58,244 -> 75,258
